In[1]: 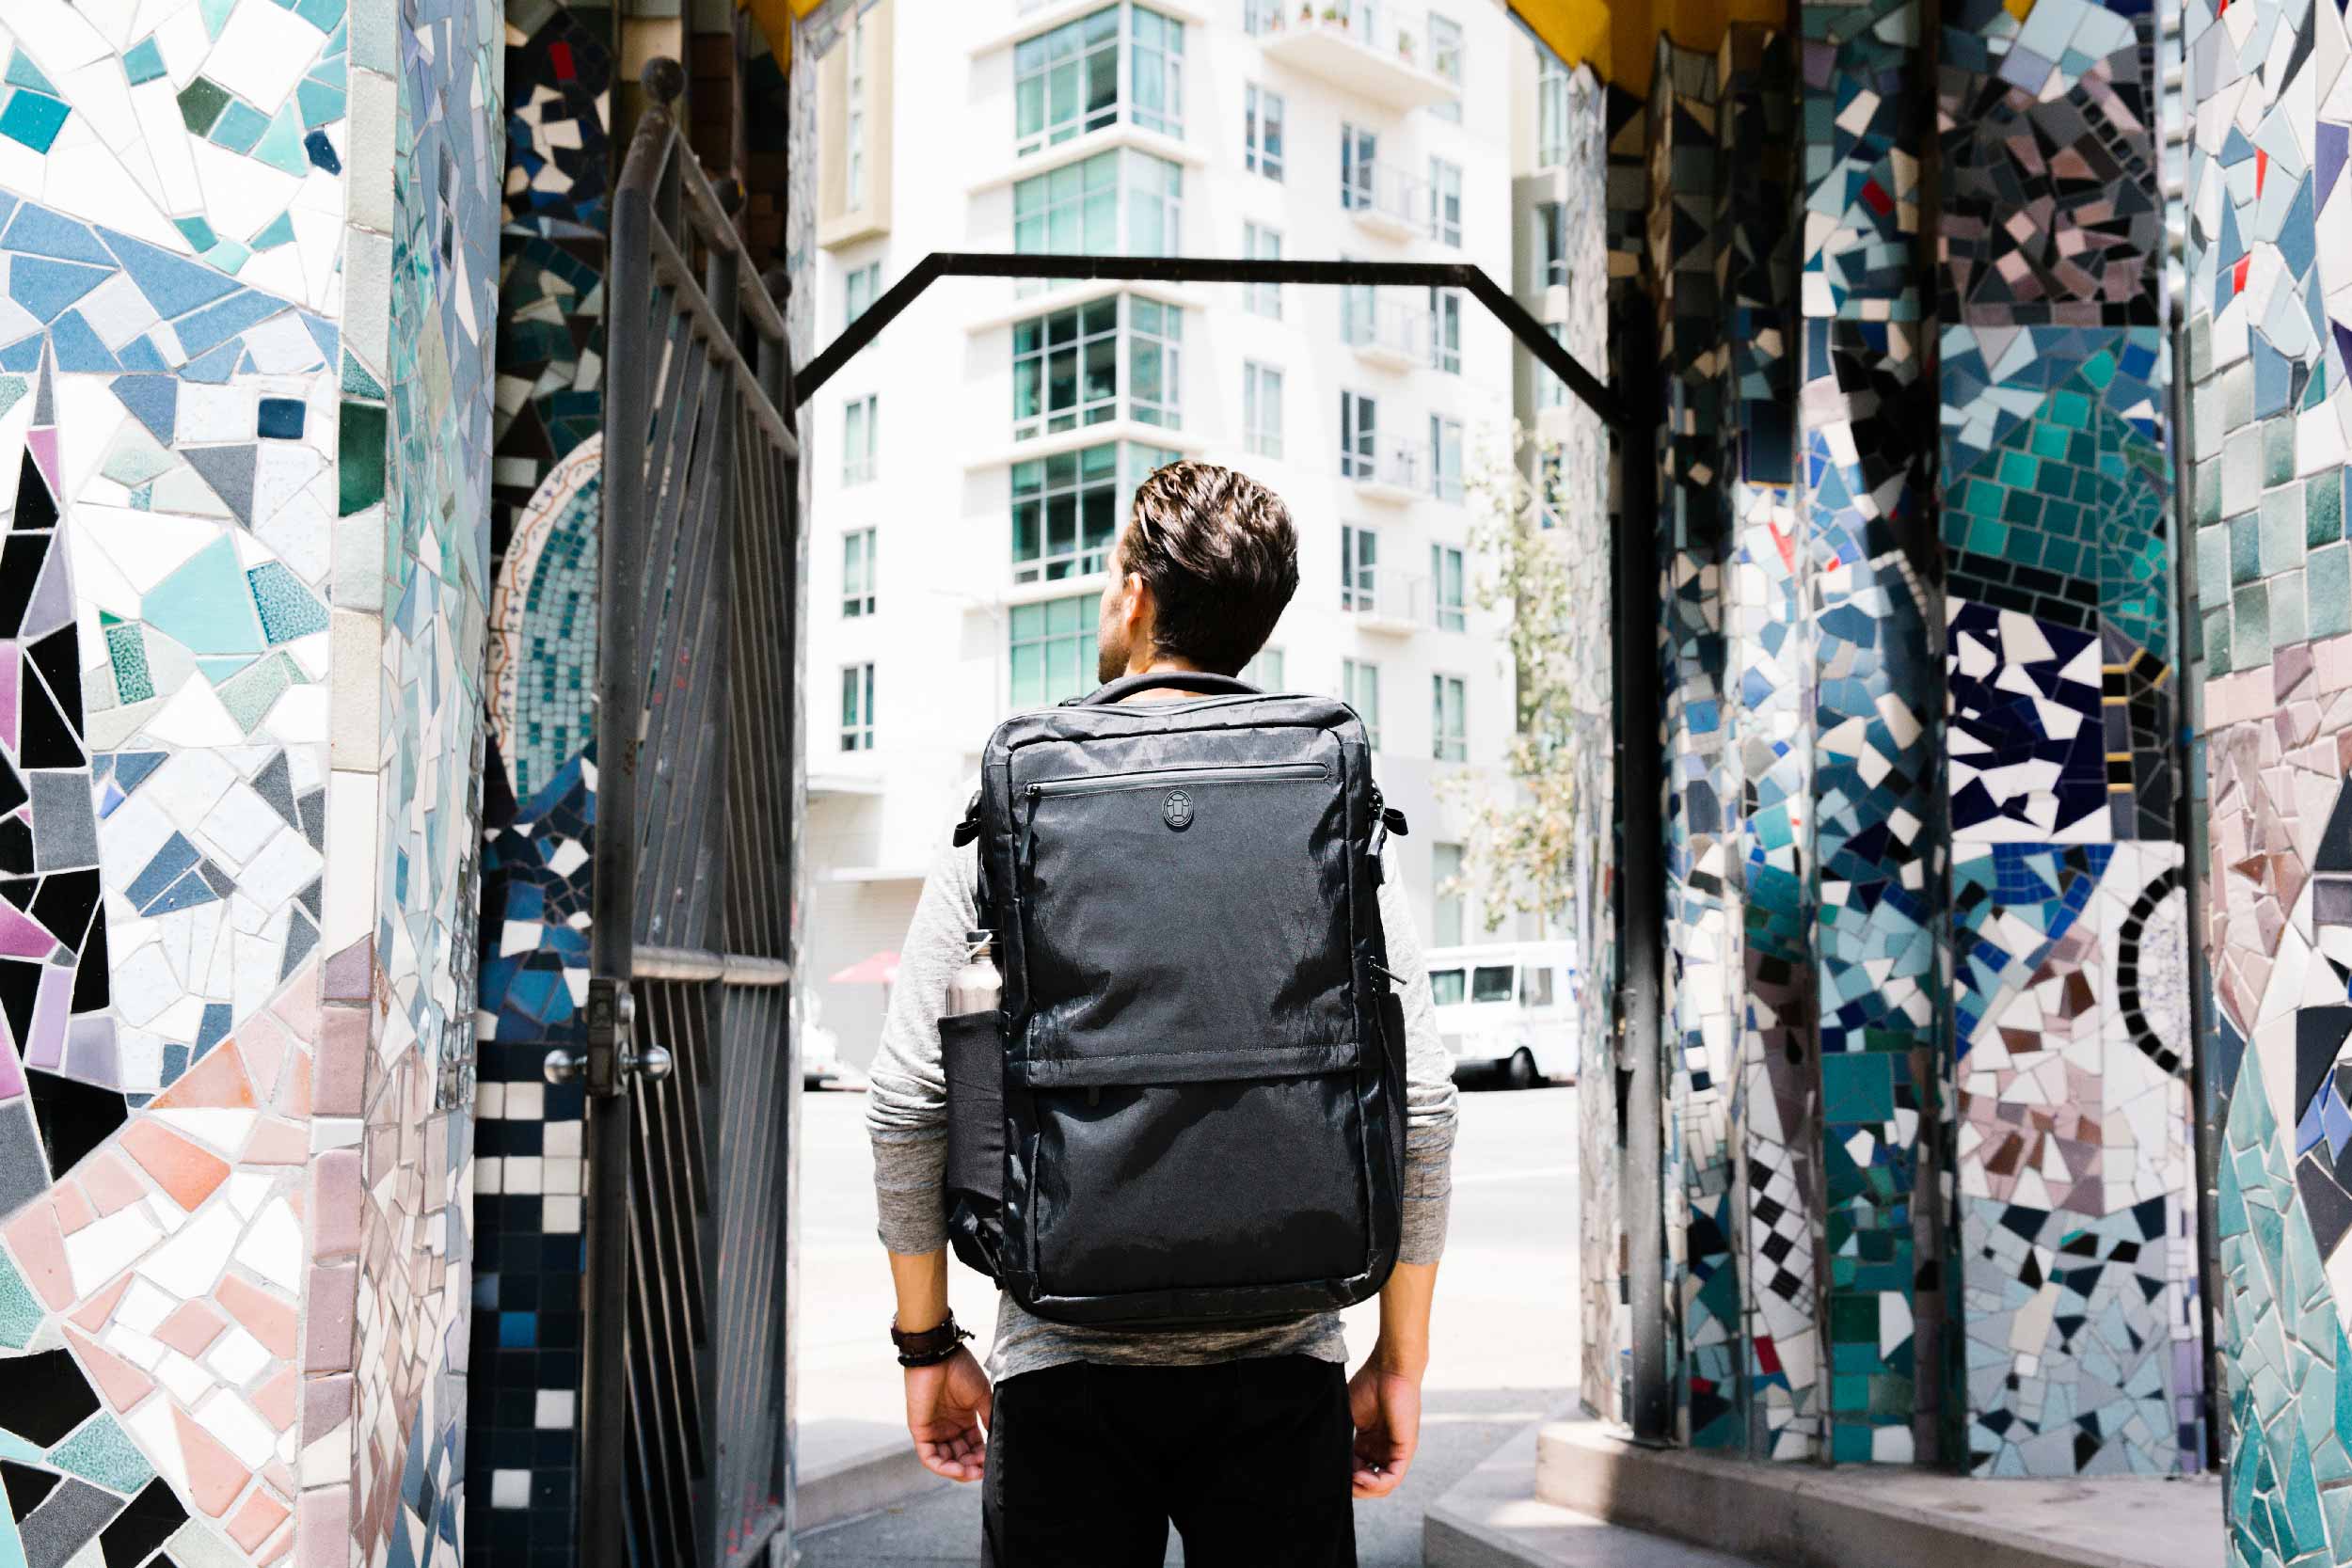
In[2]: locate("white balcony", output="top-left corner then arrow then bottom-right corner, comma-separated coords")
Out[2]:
1344,434 -> 1426,505
1256,5 -> 1461,113
1343,573 -> 1430,635
1343,292 -> 1433,371
1343,160 -> 1428,242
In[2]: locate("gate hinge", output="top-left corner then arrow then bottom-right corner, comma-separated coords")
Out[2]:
585,975 -> 635,1100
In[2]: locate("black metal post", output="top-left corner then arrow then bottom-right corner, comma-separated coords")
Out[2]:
580,100 -> 660,1568
1613,307 -> 1672,1447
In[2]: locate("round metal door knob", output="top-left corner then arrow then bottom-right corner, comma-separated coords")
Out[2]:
543,1048 -> 587,1086
625,1043 -> 675,1083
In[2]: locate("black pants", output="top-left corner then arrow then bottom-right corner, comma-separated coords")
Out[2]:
981,1355 -> 1356,1567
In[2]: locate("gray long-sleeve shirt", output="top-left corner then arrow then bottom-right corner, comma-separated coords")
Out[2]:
866,779 -> 1457,1384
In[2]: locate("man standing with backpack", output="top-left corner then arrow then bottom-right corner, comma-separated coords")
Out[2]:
866,460 -> 1458,1566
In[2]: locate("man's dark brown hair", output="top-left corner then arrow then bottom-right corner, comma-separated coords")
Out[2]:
1122,460 -> 1299,674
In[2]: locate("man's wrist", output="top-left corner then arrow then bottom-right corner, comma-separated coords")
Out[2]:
1370,1336 -> 1428,1377
891,1312 -> 972,1368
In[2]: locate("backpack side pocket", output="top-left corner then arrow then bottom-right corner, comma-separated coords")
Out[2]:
942,1011 -> 1007,1282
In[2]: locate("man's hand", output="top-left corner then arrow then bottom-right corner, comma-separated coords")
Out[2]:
1346,1357 -> 1423,1497
905,1345 -> 993,1482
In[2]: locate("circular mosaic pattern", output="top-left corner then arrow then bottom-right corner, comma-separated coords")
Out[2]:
2116,863 -> 2188,1077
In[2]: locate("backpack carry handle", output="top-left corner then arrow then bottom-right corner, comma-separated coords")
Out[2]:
1073,671 -> 1262,705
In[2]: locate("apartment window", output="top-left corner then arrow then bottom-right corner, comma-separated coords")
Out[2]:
1243,647 -> 1285,689
1536,201 -> 1567,289
845,261 -> 880,326
1013,149 -> 1183,266
1014,4 -> 1184,157
1430,415 -> 1464,502
1009,593 -> 1101,709
1243,0 -> 1284,32
1012,294 -> 1183,438
1343,657 -> 1382,750
1432,674 -> 1467,761
1340,391 -> 1376,479
1538,55 -> 1571,166
846,14 -> 869,206
840,662 -> 875,751
1245,85 -> 1284,181
1426,14 -> 1464,122
1342,524 -> 1378,612
1010,441 -> 1176,582
1434,843 -> 1466,946
1431,544 -> 1465,631
843,395 -> 878,485
1430,288 -> 1462,373
1244,362 -> 1284,459
1428,158 -> 1462,245
843,528 -> 876,616
1341,122 -> 1376,210
1244,222 -> 1281,317
1537,321 -> 1570,408
1538,447 -> 1564,529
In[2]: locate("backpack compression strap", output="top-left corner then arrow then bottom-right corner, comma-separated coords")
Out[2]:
1068,671 -> 1261,705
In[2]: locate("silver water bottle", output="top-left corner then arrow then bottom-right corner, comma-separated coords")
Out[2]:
947,929 -> 1000,1015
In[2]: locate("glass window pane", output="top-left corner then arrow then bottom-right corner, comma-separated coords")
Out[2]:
1472,966 -> 1514,1003
1432,970 -> 1466,1006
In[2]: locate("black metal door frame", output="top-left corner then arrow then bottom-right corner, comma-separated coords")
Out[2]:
788,250 -> 1668,1447
562,58 -> 803,1568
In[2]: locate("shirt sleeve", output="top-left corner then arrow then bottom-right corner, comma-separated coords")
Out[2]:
864,825 -> 981,1256
1374,836 -> 1460,1267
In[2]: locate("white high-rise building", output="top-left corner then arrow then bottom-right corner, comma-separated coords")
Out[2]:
806,0 -> 1526,1069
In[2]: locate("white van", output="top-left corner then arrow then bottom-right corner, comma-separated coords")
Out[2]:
1423,942 -> 1580,1088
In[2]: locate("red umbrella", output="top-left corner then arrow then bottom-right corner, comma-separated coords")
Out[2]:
829,951 -> 901,986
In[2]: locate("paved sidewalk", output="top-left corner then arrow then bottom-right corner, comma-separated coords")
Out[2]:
797,1085 -> 1582,1565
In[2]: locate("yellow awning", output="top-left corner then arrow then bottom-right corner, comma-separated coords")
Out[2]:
1509,0 -> 1782,92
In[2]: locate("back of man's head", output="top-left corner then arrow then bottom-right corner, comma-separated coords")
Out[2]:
1122,461 -> 1299,675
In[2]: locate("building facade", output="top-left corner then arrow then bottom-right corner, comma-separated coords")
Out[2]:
804,0 -> 1533,1069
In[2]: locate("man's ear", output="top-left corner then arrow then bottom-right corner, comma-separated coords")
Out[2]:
1121,570 -> 1154,643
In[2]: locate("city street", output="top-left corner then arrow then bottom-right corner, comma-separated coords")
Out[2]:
798,1082 -> 1582,1565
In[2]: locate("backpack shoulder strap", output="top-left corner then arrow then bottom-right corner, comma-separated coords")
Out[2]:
1070,672 -> 1259,705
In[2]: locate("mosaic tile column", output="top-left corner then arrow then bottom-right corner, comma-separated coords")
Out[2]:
1798,0 -> 1947,1465
469,3 -> 612,1559
1646,41 -> 1746,1451
1934,0 -> 2202,1478
0,0 -> 501,1563
2183,0 -> 2352,1543
1716,21 -> 1821,1463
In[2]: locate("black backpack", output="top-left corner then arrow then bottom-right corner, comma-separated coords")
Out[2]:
939,672 -> 1411,1330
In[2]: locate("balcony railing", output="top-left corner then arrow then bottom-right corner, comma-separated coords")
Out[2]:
1343,159 -> 1428,240
1342,290 -> 1433,369
1343,433 -> 1425,502
1257,5 -> 1462,112
1343,572 -> 1431,631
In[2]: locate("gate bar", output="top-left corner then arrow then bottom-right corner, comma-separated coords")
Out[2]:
791,252 -> 1629,434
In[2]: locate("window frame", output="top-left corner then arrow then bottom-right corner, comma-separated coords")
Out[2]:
1428,157 -> 1463,245
1009,440 -> 1176,583
840,661 -> 876,752
1245,83 -> 1285,181
1011,294 -> 1185,440
1538,55 -> 1570,167
1243,646 -> 1285,689
1432,673 -> 1467,762
846,12 -> 868,207
1426,13 -> 1464,121
1429,413 -> 1464,502
1340,121 -> 1377,211
1011,149 -> 1184,271
843,527 -> 877,617
1537,200 -> 1567,289
1243,360 -> 1284,458
1429,286 -> 1463,373
1013,4 -> 1185,158
1340,390 -> 1377,479
843,393 -> 878,485
1430,543 -> 1466,631
1341,523 -> 1378,613
1008,591 -> 1104,710
1243,221 -> 1282,316
845,261 -> 880,327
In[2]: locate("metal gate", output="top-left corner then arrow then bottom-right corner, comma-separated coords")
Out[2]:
549,61 -> 801,1568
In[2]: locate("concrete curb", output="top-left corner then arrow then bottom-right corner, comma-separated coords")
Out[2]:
1426,1417 -> 1757,1568
1534,1418 -> 2223,1568
796,1436 -> 946,1534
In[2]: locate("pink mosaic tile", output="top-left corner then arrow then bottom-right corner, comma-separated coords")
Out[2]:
220,1275 -> 301,1361
79,1151 -> 148,1216
120,1119 -> 232,1210
159,1300 -> 230,1357
63,1323 -> 155,1410
176,1406 -> 253,1517
4,1198 -> 73,1307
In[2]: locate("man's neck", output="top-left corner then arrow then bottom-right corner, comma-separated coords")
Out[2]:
1120,657 -> 1205,703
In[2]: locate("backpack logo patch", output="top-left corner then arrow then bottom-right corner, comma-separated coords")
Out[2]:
1162,788 -> 1194,831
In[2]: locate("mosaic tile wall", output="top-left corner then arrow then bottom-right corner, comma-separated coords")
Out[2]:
1648,40 -> 1745,1453
469,4 -> 609,1557
0,0 -> 501,1562
1796,0 -> 1946,1465
2183,0 -> 2352,1537
1715,22 -> 1820,1464
1935,0 -> 2201,1477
